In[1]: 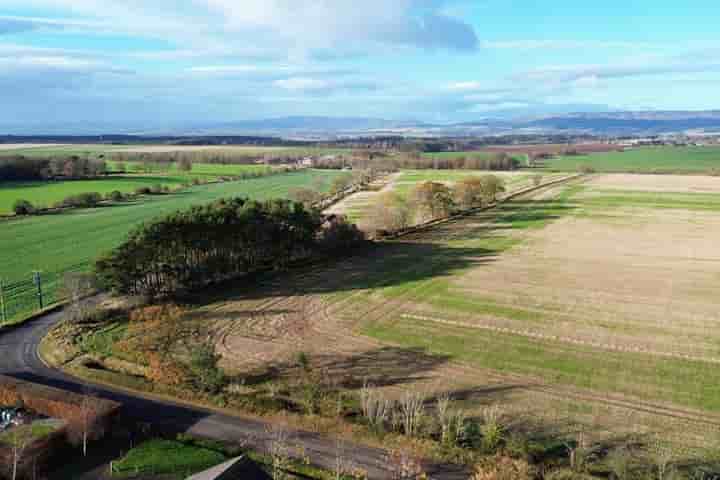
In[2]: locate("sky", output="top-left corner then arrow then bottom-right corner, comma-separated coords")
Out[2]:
2,0 -> 720,132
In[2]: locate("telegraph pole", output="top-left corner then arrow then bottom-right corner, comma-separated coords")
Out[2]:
0,278 -> 6,324
33,271 -> 44,310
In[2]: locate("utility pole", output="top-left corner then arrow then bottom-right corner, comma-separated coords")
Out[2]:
0,278 -> 6,325
33,271 -> 44,310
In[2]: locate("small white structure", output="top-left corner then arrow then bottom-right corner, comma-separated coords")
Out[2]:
186,456 -> 271,480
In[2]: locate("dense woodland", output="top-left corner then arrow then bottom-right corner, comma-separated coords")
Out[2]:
0,155 -> 107,181
96,198 -> 364,298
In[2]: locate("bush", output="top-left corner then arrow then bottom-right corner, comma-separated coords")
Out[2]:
471,455 -> 535,480
12,199 -> 35,215
135,186 -> 151,195
107,190 -> 125,202
150,184 -> 164,194
60,192 -> 102,208
578,164 -> 596,174
188,342 -> 227,395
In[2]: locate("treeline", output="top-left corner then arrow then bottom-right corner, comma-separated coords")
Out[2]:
96,198 -> 364,298
312,152 -> 522,172
0,155 -> 107,181
367,174 -> 519,235
109,150 -> 306,168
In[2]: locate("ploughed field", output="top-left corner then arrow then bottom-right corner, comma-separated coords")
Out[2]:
0,170 -> 347,323
190,173 -> 720,451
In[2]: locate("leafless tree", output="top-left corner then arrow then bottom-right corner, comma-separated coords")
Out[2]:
5,425 -> 34,480
61,272 -> 97,323
67,387 -> 103,457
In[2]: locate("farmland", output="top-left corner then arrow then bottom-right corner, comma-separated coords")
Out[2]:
326,170 -> 560,226
0,169 -> 347,323
542,146 -> 720,173
0,143 -> 349,158
175,173 -> 720,452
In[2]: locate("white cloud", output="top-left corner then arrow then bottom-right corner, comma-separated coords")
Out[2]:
273,77 -> 330,92
2,0 -> 478,57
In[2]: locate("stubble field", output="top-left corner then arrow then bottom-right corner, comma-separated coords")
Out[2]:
193,173 -> 720,452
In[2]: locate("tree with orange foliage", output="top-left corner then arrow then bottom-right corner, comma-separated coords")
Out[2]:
116,304 -> 190,386
409,181 -> 454,222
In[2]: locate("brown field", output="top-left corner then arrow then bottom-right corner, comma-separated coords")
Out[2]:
110,145 -> 297,154
0,143 -> 68,150
196,175 -> 720,452
585,173 -> 720,193
477,143 -> 623,155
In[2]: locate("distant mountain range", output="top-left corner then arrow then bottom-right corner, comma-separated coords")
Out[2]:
181,112 -> 720,137
3,111 -> 720,138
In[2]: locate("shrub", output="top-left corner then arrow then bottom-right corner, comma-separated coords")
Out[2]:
60,192 -> 103,208
107,190 -> 125,202
189,342 -> 227,394
150,184 -> 164,194
12,199 -> 35,215
480,405 -> 505,453
578,164 -> 596,174
134,186 -> 151,195
471,455 -> 535,480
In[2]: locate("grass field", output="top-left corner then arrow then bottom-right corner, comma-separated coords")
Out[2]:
0,165 -> 271,215
0,169 -> 346,323
542,146 -> 720,173
111,438 -> 227,478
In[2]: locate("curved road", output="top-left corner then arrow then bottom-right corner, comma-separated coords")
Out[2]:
0,308 -> 468,479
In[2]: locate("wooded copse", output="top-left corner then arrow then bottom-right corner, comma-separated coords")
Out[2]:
96,197 -> 365,298
0,155 -> 108,181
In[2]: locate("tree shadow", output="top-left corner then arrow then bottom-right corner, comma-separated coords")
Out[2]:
236,346 -> 452,390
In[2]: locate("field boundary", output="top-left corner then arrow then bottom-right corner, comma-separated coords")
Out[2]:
383,173 -> 582,240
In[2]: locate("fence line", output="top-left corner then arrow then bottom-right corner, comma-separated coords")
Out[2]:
0,262 -> 89,326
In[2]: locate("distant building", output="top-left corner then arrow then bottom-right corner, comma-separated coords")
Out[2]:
185,456 -> 271,480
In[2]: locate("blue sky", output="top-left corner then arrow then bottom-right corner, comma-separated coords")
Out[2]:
1,0 -> 720,132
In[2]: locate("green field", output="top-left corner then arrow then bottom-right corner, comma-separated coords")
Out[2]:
543,146 -> 720,173
0,165 -> 271,215
109,161 -> 270,177
0,169 -> 346,323
111,439 -> 227,478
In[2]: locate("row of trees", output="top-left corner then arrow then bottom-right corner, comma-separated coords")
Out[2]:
0,156 -> 108,181
368,175 -> 509,233
311,152 -> 522,172
96,198 -> 364,298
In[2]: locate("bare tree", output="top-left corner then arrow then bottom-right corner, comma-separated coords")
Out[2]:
5,424 -> 34,480
61,272 -> 97,323
67,387 -> 103,457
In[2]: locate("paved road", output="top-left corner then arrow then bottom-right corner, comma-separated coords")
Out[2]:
0,308 -> 468,479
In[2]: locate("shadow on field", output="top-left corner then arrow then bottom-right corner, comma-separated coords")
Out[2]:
239,346 -> 452,390
182,198 -> 574,309
182,241 -> 500,308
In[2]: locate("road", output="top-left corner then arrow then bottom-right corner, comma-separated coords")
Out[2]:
0,307 -> 469,479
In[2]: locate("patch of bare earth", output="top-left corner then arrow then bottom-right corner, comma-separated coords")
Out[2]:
204,179 -> 720,450
112,145 -> 289,153
0,143 -> 68,150
586,173 -> 720,193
